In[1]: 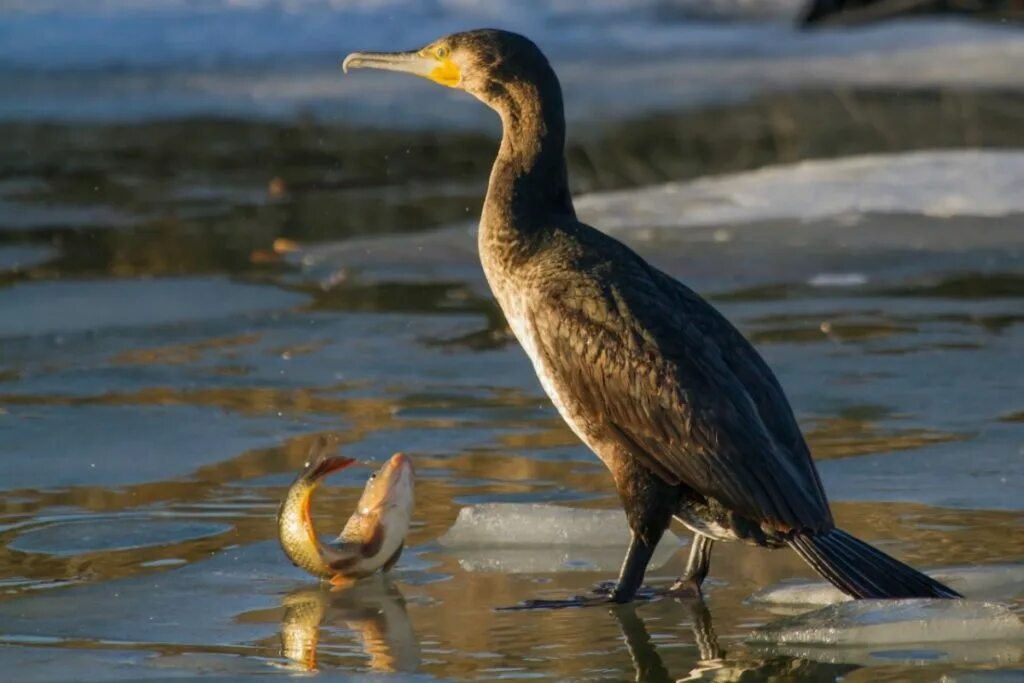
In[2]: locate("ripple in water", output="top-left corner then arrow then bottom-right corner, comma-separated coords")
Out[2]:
10,518 -> 232,556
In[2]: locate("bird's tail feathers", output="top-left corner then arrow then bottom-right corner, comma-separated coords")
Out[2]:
788,528 -> 961,599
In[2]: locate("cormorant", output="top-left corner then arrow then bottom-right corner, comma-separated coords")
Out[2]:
343,29 -> 961,606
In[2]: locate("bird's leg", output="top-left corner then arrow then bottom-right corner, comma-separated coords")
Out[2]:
665,533 -> 713,599
498,533 -> 658,611
603,531 -> 659,601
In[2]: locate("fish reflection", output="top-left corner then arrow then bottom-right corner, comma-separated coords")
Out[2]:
610,601 -> 858,682
278,577 -> 419,673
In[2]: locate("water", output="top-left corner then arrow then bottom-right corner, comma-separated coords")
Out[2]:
1,3 -> 1023,680
2,1 -> 1023,122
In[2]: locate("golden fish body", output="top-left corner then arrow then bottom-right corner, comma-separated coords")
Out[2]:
278,440 -> 414,584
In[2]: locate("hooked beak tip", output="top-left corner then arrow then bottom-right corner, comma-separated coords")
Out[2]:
342,52 -> 380,75
338,50 -> 437,81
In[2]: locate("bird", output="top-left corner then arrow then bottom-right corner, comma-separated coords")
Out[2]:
343,29 -> 961,607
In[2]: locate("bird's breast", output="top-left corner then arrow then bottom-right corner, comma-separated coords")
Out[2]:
497,288 -> 614,469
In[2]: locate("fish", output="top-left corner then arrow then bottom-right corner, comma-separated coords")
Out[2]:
278,438 -> 414,586
277,580 -> 420,673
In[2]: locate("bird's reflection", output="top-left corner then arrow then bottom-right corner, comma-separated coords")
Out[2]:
609,600 -> 858,682
612,600 -> 721,683
278,576 -> 419,673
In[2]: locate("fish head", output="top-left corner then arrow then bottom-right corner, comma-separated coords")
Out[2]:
356,452 -> 415,526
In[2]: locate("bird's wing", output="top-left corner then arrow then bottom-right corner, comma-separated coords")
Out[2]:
646,267 -> 832,511
530,260 -> 830,532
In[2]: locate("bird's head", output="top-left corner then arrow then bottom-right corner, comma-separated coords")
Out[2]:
343,29 -> 555,108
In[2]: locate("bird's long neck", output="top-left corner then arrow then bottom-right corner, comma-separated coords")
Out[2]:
480,74 -> 575,270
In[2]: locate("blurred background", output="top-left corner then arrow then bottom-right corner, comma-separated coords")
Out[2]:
1,2 -> 1023,681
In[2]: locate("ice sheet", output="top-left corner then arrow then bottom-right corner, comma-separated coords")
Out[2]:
751,564 -> 1024,607
438,503 -> 682,548
0,404 -> 295,490
822,422 -> 1024,512
0,246 -> 55,272
750,599 -> 1024,646
578,150 -> 1024,231
9,518 -> 232,556
753,638 -> 1024,667
437,504 -> 684,573
0,277 -> 305,339
445,545 -> 680,574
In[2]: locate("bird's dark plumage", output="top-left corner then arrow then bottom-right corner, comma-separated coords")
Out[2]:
344,28 -> 960,603
527,227 -> 832,533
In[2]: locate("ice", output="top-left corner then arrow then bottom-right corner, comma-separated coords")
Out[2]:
3,1 -> 1023,121
0,246 -> 55,273
750,581 -> 852,608
750,599 -> 1024,646
820,429 -> 1024,512
437,504 -> 684,573
1,404 -> 292,490
748,599 -> 1024,666
0,541 -> 303,646
751,564 -> 1024,607
0,277 -> 305,339
439,503 -> 680,548
9,519 -> 232,556
578,151 -> 1024,232
445,545 -> 681,574
807,273 -> 868,288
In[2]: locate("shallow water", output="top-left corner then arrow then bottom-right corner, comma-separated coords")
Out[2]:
2,69 -> 1024,682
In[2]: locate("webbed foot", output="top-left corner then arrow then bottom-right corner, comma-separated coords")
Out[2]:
663,577 -> 704,600
591,581 -> 658,601
496,594 -> 617,611
499,584 -> 664,611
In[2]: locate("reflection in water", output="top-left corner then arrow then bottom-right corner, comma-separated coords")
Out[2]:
278,578 -> 419,674
612,601 -> 860,682
614,601 -> 722,682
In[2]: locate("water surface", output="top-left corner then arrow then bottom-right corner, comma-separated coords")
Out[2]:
1,34 -> 1022,678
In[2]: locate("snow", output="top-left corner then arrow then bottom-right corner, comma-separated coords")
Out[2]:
578,150 -> 1024,232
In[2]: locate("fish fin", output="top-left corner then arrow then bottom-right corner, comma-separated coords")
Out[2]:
328,574 -> 355,589
381,543 -> 403,572
307,454 -> 356,481
324,541 -> 363,572
361,523 -> 385,558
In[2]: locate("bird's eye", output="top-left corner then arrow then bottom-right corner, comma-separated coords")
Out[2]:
436,47 -> 448,59
369,473 -> 377,481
